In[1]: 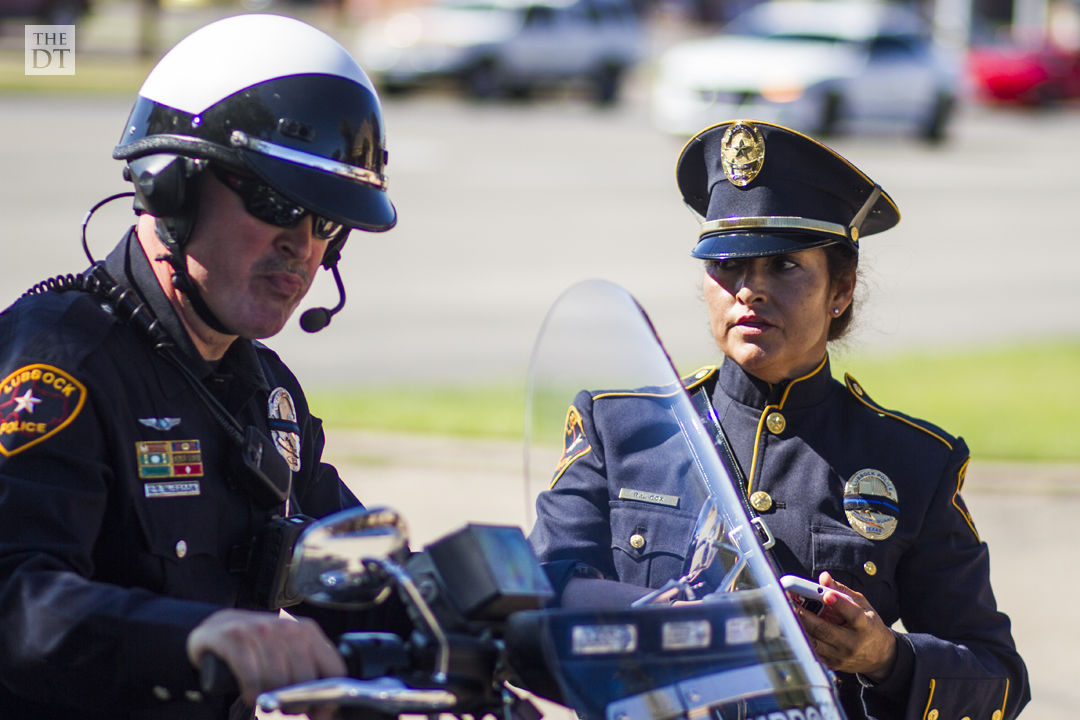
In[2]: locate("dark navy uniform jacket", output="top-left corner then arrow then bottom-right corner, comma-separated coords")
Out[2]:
529,357 -> 1029,720
0,230 -> 384,719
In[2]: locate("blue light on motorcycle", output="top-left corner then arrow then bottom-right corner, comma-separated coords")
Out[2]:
570,623 -> 638,655
661,619 -> 712,651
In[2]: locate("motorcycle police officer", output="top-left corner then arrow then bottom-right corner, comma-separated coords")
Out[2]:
529,121 -> 1030,720
0,15 -> 398,719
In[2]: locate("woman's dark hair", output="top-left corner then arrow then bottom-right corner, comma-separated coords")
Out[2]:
825,243 -> 858,341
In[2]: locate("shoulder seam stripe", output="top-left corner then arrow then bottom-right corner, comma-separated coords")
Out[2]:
845,373 -> 953,450
591,365 -> 718,401
953,456 -> 979,542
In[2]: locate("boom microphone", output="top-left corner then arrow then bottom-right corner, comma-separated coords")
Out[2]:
299,265 -> 346,333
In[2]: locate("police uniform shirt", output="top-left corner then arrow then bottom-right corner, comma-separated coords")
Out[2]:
529,357 -> 1029,720
0,229 -> 361,719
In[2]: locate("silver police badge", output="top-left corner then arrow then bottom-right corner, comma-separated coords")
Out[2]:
843,468 -> 899,541
268,387 -> 301,472
720,121 -> 765,187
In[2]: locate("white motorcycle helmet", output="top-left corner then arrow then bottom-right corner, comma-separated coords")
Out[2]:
114,13 -> 396,268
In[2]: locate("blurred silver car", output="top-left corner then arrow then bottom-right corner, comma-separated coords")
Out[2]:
651,0 -> 962,141
356,0 -> 644,104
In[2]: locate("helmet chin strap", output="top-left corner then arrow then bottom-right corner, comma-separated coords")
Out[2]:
154,216 -> 235,337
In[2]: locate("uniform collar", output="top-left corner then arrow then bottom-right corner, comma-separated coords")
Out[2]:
103,228 -> 270,396
716,355 -> 833,411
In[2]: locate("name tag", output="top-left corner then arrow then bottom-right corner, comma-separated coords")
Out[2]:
618,488 -> 679,508
144,480 -> 201,498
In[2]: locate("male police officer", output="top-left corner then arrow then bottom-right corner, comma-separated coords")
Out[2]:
0,14 -> 397,719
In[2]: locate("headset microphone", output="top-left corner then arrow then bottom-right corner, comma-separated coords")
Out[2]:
299,264 -> 346,333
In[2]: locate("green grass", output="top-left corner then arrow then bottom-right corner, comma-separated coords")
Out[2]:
309,341 -> 1080,462
309,384 -> 527,440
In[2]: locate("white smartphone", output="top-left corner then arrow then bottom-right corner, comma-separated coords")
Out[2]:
780,574 -> 829,616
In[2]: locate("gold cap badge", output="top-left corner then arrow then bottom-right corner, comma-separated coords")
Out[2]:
720,121 -> 765,187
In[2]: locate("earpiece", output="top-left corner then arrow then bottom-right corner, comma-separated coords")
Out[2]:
123,154 -> 205,219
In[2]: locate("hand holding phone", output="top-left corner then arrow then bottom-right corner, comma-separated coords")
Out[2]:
779,574 -> 854,619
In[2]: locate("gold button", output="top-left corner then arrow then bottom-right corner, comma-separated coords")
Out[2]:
630,533 -> 646,550
153,686 -> 171,701
851,381 -> 864,396
992,712 -> 1002,720
928,710 -> 938,720
175,539 -> 188,559
765,411 -> 786,434
750,491 -> 773,513
863,561 -> 877,576
961,716 -> 970,720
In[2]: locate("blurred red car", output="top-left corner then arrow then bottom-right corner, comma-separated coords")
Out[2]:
968,39 -> 1080,105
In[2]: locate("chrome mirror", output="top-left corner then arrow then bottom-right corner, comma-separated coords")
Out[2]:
290,506 -> 409,608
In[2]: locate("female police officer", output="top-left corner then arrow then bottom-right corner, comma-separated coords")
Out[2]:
0,14 -> 398,720
528,121 -> 1029,720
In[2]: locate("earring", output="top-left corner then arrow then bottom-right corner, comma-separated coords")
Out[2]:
832,307 -> 841,316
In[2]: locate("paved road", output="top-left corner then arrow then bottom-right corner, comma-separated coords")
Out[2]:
3,57 -> 1080,720
3,91 -> 1080,387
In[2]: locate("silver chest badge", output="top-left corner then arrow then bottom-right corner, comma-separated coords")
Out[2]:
268,387 -> 301,472
843,468 -> 899,541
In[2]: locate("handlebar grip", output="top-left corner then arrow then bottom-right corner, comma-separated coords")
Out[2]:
198,653 -> 239,696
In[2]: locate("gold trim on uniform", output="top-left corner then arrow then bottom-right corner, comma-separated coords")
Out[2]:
765,411 -> 786,435
750,491 -> 773,513
699,216 -> 849,239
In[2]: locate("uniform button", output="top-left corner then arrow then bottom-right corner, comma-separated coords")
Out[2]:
750,491 -> 773,513
960,716 -> 970,720
863,561 -> 877,576
992,712 -> 1002,720
630,533 -> 646,550
927,710 -> 938,720
766,412 -> 786,434
185,690 -> 204,702
175,539 -> 188,559
152,686 -> 171,701
851,381 -> 864,396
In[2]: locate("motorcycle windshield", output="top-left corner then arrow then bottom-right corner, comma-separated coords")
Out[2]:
520,279 -> 844,720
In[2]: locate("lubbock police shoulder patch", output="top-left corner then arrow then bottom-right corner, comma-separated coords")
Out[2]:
0,364 -> 88,457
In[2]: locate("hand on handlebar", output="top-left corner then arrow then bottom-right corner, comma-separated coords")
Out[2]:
187,608 -> 346,716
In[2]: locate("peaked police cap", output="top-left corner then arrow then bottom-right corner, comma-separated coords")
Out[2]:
676,120 -> 899,259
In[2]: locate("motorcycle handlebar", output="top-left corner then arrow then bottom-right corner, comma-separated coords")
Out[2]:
198,652 -> 239,697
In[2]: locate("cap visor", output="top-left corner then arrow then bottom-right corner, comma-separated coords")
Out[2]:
244,155 -> 397,233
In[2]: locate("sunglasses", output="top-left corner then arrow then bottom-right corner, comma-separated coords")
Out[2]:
214,168 -> 346,241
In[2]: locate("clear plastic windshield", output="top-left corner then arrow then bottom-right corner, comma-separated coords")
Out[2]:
522,279 -> 845,720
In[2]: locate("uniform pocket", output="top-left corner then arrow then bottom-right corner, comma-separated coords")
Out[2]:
133,493 -> 234,605
811,526 -> 899,622
609,503 -> 695,589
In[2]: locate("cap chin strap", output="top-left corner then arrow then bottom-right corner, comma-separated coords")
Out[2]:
154,216 -> 235,337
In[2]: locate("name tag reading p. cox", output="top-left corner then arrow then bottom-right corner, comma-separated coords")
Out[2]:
618,488 -> 680,508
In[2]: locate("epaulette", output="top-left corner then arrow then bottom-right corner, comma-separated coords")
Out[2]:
682,365 -> 718,391
592,365 -> 719,402
844,373 -> 953,450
